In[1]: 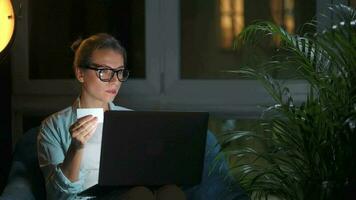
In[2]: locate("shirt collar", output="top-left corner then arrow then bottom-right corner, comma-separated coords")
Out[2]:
72,96 -> 113,111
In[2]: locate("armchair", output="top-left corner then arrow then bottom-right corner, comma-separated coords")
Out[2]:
0,127 -> 45,200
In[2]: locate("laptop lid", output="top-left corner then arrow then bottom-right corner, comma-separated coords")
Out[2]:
98,111 -> 209,187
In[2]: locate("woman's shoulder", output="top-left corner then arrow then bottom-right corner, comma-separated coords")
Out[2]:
40,106 -> 74,131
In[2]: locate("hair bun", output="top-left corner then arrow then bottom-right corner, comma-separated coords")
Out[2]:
71,37 -> 83,52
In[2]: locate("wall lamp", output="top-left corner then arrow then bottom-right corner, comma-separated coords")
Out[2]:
0,0 -> 15,60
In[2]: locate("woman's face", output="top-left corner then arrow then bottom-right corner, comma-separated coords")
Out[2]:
77,49 -> 124,106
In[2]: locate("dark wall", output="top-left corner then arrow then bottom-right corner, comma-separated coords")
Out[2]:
0,55 -> 12,193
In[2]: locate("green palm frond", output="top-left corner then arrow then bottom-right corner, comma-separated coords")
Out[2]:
220,4 -> 356,200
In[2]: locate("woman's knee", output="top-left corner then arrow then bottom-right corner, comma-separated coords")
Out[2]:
121,186 -> 155,200
155,184 -> 186,200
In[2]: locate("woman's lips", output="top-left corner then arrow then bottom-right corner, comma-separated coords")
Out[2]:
106,89 -> 117,95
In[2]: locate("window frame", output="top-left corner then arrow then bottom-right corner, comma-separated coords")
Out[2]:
160,0 -> 313,115
10,0 -> 346,145
11,0 -> 161,98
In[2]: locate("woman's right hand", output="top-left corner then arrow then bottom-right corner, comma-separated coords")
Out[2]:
69,115 -> 98,150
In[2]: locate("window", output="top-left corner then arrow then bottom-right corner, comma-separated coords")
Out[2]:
11,0 -> 338,126
28,0 -> 145,79
219,0 -> 245,49
180,0 -> 316,79
11,0 -> 345,145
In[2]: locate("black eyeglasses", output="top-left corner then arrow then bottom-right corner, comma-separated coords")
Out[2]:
85,64 -> 129,82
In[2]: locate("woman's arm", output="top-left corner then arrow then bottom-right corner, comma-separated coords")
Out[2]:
60,115 -> 97,182
37,114 -> 97,199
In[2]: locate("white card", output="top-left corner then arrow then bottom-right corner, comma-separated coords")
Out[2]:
76,108 -> 104,123
77,108 -> 104,189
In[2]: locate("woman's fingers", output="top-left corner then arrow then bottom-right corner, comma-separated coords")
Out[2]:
70,115 -> 98,148
82,123 -> 98,141
70,115 -> 96,133
72,121 -> 96,138
71,121 -> 95,138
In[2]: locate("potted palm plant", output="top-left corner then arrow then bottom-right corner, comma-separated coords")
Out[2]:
220,4 -> 356,200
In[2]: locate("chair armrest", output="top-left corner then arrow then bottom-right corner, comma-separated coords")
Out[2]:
1,161 -> 36,200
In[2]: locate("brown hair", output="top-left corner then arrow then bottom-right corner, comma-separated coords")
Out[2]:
71,33 -> 127,70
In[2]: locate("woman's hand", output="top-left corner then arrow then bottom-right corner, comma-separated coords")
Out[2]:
69,115 -> 98,149
60,115 -> 97,182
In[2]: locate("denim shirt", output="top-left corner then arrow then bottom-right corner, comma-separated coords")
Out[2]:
37,100 -> 247,200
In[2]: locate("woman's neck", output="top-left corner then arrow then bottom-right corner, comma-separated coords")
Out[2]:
78,96 -> 109,111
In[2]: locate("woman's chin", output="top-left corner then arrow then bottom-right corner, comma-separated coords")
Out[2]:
104,95 -> 116,103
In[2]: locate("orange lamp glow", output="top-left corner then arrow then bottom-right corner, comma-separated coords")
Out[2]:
0,0 -> 15,53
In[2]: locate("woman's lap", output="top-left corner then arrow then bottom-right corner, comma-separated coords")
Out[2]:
96,185 -> 186,200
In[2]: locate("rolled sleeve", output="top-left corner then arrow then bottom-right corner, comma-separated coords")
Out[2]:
38,118 -> 85,199
41,165 -> 84,199
53,165 -> 84,193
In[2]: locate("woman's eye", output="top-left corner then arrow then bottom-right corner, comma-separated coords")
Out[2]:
101,69 -> 112,74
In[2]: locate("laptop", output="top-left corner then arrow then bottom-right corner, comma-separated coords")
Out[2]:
79,111 -> 209,197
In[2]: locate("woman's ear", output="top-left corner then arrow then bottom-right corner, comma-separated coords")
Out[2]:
75,66 -> 85,83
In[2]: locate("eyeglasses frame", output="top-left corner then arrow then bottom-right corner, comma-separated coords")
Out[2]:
85,63 -> 130,82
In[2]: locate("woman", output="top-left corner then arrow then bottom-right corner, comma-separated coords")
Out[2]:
37,33 -> 247,200
37,33 -> 186,200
